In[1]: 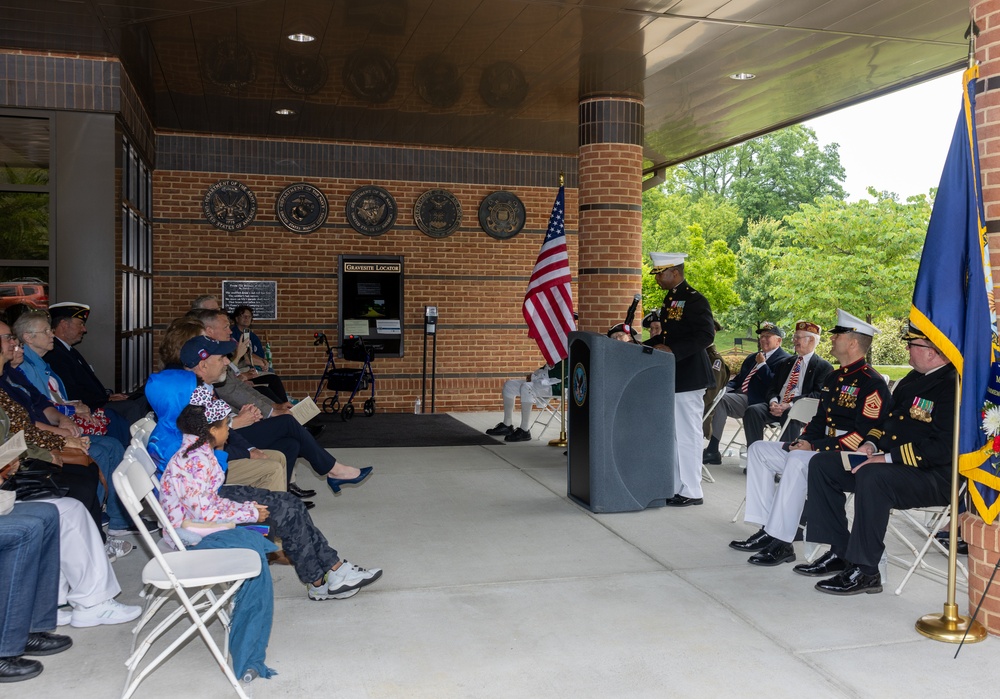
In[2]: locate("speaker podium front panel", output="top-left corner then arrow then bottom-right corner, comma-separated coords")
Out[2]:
567,331 -> 676,513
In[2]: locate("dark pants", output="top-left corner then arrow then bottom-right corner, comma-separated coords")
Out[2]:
53,461 -> 105,542
219,485 -> 339,584
0,502 -> 60,657
805,454 -> 950,568
251,374 -> 288,403
743,403 -> 803,446
235,414 -> 335,478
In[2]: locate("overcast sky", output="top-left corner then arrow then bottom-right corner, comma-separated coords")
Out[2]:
805,71 -> 964,202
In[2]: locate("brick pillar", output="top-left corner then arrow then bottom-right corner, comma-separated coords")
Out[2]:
971,0 -> 1000,636
577,97 -> 644,334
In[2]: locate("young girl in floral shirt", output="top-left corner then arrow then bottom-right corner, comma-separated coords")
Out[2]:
159,384 -> 382,600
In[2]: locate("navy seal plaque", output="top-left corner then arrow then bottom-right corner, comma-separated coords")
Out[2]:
414,189 -> 462,239
346,186 -> 397,237
478,191 -> 526,240
203,180 -> 257,232
276,183 -> 329,234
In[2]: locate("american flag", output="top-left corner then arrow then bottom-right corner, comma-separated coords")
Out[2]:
522,186 -> 576,365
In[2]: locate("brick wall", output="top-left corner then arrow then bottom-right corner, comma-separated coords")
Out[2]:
153,140 -> 580,412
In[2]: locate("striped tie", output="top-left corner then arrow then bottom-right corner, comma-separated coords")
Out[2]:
740,363 -> 759,394
783,356 -> 803,403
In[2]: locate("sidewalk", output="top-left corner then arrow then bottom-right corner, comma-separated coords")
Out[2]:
10,413 -> 998,698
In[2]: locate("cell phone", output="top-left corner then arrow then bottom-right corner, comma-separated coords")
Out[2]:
242,329 -> 250,342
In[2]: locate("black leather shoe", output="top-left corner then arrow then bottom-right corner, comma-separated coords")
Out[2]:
936,532 -> 968,555
702,450 -> 722,465
729,529 -> 773,552
303,500 -> 315,510
815,565 -> 883,595
0,656 -> 43,683
22,632 -> 72,657
486,422 -> 513,436
505,428 -> 532,442
665,495 -> 703,507
793,551 -> 848,577
288,482 -> 317,499
306,423 -> 325,439
748,540 -> 795,566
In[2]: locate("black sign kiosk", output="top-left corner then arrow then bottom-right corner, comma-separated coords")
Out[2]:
567,331 -> 676,513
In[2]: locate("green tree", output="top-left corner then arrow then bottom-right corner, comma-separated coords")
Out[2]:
769,189 -> 931,328
0,166 -> 49,260
642,228 -> 738,317
721,217 -> 791,334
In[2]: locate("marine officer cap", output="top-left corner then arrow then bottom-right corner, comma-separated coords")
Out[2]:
829,309 -> 879,337
649,252 -> 687,275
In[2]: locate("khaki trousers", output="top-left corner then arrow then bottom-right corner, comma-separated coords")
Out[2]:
225,449 -> 287,492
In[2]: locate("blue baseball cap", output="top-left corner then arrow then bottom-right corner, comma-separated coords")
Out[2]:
180,336 -> 237,368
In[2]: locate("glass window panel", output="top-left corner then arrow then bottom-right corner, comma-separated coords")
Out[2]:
0,116 -> 49,185
0,265 -> 49,312
0,192 -> 49,259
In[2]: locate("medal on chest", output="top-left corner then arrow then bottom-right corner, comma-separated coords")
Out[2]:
666,299 -> 685,321
909,396 -> 934,423
836,385 -> 859,408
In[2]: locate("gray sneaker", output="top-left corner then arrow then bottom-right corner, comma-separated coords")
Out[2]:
105,538 -> 133,562
307,560 -> 382,601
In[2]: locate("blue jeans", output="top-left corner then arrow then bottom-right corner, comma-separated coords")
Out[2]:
0,502 -> 60,657
88,435 -> 128,531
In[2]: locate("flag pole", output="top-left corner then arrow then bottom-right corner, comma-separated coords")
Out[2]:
548,171 -> 569,448
915,371 -> 987,643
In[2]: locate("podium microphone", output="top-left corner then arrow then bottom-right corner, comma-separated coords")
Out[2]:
624,293 -> 641,327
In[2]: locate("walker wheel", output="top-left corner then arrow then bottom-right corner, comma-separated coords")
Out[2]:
341,403 -> 355,421
322,397 -> 337,414
363,399 -> 375,417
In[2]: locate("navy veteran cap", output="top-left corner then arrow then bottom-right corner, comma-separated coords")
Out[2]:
180,335 -> 237,368
756,321 -> 785,339
901,322 -> 929,342
607,322 -> 638,342
48,302 -> 90,322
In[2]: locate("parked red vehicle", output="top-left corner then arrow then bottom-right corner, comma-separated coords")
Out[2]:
0,277 -> 49,311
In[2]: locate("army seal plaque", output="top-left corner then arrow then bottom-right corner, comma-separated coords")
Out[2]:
414,189 -> 462,239
276,183 -> 328,234
346,186 -> 397,237
203,180 -> 257,232
478,191 -> 526,240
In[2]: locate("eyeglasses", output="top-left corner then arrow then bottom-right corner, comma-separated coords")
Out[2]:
25,328 -> 52,336
0,334 -> 16,343
907,342 -> 933,350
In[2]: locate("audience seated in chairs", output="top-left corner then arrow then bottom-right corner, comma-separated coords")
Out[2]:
0,426 -> 141,629
159,389 -> 382,601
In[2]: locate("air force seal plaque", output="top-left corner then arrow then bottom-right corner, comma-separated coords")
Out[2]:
203,180 -> 257,232
346,185 -> 397,237
276,183 -> 328,234
478,191 -> 526,240
414,189 -> 462,239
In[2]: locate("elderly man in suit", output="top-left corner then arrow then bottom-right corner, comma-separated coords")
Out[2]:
742,321 -> 835,447
702,322 -> 789,465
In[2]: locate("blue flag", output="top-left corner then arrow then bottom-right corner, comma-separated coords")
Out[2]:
910,65 -> 1000,523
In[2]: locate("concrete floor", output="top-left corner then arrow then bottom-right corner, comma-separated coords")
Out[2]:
9,412 -> 1000,698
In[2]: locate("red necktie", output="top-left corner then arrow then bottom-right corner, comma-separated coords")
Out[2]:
740,363 -> 759,393
783,357 -> 803,402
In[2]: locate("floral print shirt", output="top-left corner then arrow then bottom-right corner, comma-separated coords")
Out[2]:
159,434 -> 259,529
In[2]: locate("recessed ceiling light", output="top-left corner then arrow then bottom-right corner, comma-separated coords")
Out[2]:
287,32 -> 315,43
729,72 -> 756,81
275,108 -> 296,116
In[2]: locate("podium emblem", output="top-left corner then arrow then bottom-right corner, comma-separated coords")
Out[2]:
572,362 -> 588,407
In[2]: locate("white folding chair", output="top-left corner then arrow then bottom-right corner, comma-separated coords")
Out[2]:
887,481 -> 969,595
529,381 -> 564,440
700,389 -> 728,483
113,455 -> 261,699
730,398 -> 821,523
129,414 -> 156,441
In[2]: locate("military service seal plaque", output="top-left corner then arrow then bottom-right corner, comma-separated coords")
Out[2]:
414,189 -> 462,239
276,183 -> 328,234
203,180 -> 257,232
478,191 -> 526,240
346,185 -> 397,237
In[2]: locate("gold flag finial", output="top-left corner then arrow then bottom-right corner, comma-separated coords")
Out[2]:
559,172 -> 564,187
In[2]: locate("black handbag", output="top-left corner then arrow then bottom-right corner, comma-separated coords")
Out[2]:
1,458 -> 68,501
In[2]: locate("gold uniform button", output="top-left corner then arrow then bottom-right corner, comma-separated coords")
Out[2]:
891,435 -> 897,440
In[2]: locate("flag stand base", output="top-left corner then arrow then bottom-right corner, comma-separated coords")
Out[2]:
548,430 -> 567,448
915,603 -> 988,643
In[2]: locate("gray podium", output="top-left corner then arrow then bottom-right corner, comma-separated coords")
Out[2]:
567,331 -> 676,513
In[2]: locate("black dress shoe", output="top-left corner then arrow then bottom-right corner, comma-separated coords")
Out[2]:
748,540 -> 795,566
793,551 -> 848,577
729,528 -> 774,552
288,482 -> 317,499
505,428 -> 532,442
486,422 -> 513,436
935,532 -> 968,555
702,450 -> 722,465
815,565 -> 883,595
22,632 -> 72,657
0,656 -> 43,683
664,495 -> 703,507
303,500 -> 315,510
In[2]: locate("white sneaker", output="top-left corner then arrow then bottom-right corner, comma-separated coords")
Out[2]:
70,598 -> 143,628
57,608 -> 72,626
105,538 -> 133,562
307,560 -> 382,601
